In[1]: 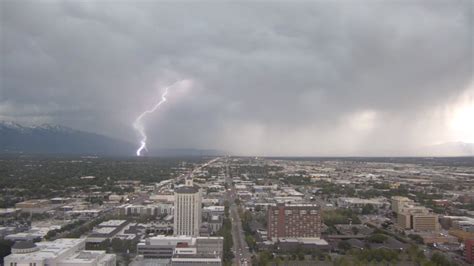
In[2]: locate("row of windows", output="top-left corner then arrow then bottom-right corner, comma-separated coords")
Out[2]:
273,210 -> 319,215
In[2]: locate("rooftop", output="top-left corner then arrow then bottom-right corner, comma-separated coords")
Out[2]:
175,185 -> 200,194
12,241 -> 37,250
98,220 -> 127,227
6,239 -> 85,261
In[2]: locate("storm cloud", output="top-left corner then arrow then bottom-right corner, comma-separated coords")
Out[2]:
1,0 -> 473,155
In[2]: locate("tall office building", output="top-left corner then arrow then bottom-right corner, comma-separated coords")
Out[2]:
174,178 -> 202,236
267,203 -> 321,241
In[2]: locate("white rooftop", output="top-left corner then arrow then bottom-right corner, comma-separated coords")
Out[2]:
6,238 -> 84,261
92,227 -> 116,234
98,220 -> 127,227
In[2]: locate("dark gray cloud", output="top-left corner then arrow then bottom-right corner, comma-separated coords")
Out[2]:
1,0 -> 473,155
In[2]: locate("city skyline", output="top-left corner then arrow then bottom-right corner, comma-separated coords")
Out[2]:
1,155 -> 473,265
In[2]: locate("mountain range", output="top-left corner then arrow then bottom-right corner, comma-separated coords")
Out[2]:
0,121 -> 472,157
0,121 -> 222,156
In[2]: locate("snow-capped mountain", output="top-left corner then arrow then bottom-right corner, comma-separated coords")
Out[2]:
0,121 -> 224,156
0,121 -> 134,155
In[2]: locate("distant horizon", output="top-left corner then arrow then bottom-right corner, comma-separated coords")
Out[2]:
1,120 -> 474,158
1,152 -> 473,159
0,121 -> 474,158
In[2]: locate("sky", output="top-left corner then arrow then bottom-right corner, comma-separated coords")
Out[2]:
1,0 -> 473,156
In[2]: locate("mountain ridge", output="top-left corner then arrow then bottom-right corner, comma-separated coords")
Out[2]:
0,121 -> 223,156
1,121 -> 471,157
0,121 -> 134,155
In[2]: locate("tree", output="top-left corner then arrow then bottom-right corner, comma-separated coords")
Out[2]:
361,204 -> 375,214
406,244 -> 427,264
245,235 -> 257,252
338,241 -> 352,252
218,209 -> 234,264
354,248 -> 399,263
408,234 -> 424,244
295,244 -> 305,260
111,238 -> 124,253
297,250 -> 305,260
0,239 -> 14,264
351,226 -> 360,235
322,209 -> 361,226
430,252 -> 454,266
274,256 -> 283,265
45,230 -> 58,240
368,233 -> 388,243
257,251 -> 273,266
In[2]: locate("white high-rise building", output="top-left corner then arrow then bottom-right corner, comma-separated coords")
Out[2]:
174,178 -> 202,236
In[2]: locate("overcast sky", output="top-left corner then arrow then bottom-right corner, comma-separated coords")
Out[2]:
1,0 -> 473,156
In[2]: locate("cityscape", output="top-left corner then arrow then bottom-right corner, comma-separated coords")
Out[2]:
1,156 -> 474,265
1,0 -> 474,266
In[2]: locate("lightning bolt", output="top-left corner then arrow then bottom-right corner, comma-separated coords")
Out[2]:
132,81 -> 181,156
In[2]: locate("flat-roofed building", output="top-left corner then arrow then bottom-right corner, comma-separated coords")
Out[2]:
397,212 -> 411,229
271,238 -> 330,252
399,205 -> 427,215
449,229 -> 474,242
87,220 -> 128,244
0,208 -> 21,223
4,238 -> 115,266
391,196 -> 414,214
417,232 -> 457,245
50,197 -> 73,205
136,235 -> 223,261
413,214 -> 439,231
171,254 -> 222,266
337,197 -> 389,210
15,199 -> 53,214
150,194 -> 175,203
120,203 -> 173,217
195,237 -> 223,257
446,216 -> 474,232
396,205 -> 439,232
207,215 -> 223,233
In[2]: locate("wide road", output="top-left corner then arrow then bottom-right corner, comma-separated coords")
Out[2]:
176,157 -> 221,182
224,160 -> 252,266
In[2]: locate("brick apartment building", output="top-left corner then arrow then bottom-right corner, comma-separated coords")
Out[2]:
466,239 -> 474,264
267,203 -> 321,241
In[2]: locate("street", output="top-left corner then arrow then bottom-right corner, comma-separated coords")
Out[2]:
176,157 -> 221,183
224,159 -> 252,266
